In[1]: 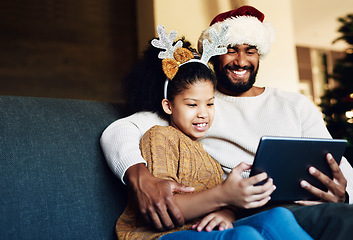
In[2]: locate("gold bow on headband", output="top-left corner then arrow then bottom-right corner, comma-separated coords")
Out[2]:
162,47 -> 194,79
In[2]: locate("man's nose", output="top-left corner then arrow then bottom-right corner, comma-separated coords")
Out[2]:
234,52 -> 247,67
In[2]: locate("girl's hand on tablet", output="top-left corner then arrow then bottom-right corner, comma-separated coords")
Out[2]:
221,163 -> 276,209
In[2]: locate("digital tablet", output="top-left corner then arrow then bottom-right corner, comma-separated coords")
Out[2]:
249,136 -> 347,202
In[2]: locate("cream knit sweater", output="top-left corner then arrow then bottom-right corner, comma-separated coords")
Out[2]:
100,87 -> 353,203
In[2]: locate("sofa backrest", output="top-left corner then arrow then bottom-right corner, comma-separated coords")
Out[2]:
0,96 -> 127,240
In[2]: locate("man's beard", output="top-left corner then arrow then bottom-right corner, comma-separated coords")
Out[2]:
215,64 -> 259,93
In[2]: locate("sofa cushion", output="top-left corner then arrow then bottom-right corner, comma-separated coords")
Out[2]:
0,96 -> 127,239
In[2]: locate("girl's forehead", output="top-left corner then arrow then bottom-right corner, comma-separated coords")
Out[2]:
181,80 -> 214,92
178,81 -> 215,98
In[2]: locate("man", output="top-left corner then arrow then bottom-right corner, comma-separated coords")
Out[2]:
101,5 -> 353,239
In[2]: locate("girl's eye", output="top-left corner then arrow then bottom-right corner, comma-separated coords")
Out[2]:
207,103 -> 214,106
187,104 -> 197,107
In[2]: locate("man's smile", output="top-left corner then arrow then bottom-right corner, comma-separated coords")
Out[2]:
227,67 -> 252,81
229,69 -> 249,78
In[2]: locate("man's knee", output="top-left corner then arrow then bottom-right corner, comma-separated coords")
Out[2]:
291,203 -> 353,224
289,203 -> 353,240
317,203 -> 353,223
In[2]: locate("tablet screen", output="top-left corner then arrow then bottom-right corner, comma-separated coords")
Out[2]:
249,136 -> 347,202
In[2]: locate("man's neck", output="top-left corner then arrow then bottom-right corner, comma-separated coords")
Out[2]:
217,86 -> 265,97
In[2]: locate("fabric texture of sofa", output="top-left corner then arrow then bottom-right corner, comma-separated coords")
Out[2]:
0,95 -> 128,239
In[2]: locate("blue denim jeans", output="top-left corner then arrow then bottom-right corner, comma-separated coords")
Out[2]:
159,207 -> 312,240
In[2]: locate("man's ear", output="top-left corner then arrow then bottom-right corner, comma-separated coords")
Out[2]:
161,99 -> 172,115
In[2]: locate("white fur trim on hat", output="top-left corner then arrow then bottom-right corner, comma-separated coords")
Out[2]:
198,16 -> 275,58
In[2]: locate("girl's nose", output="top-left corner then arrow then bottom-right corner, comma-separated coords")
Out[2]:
197,107 -> 208,118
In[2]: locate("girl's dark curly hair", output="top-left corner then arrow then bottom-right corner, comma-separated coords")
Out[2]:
124,38 -> 216,120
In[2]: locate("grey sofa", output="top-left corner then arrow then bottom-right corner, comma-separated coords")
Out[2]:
0,96 -> 128,239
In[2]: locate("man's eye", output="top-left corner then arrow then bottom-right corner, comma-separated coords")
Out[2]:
247,49 -> 258,55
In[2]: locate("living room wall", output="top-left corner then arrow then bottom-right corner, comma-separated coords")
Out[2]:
0,0 -> 138,104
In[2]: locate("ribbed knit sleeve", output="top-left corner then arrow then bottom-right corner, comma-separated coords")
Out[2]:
100,111 -> 167,183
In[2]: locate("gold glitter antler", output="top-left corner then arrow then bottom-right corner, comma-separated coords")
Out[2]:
151,25 -> 183,59
200,24 -> 229,64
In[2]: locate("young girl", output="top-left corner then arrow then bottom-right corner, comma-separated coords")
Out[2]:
116,25 -> 312,240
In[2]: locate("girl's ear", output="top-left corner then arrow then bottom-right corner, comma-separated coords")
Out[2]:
162,99 -> 172,115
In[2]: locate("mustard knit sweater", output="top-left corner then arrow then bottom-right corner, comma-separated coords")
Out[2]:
116,126 -> 224,240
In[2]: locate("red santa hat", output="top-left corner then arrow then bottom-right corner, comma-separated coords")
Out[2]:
198,5 -> 275,58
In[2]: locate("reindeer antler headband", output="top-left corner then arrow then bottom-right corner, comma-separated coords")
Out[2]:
151,24 -> 229,99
